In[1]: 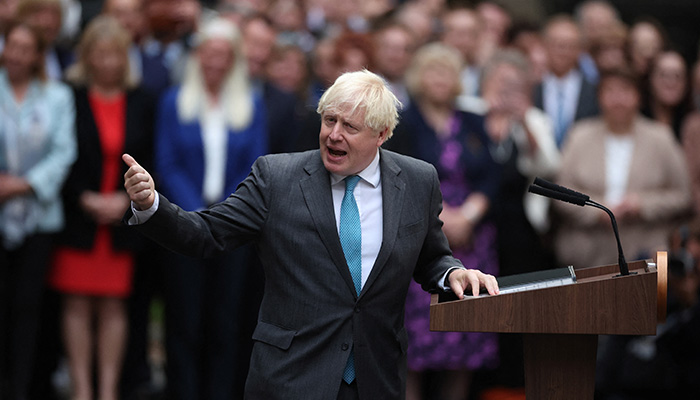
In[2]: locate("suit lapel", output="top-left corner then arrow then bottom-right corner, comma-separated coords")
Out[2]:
360,150 -> 405,298
299,157 -> 358,297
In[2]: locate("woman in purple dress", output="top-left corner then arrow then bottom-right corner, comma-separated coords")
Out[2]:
388,43 -> 501,400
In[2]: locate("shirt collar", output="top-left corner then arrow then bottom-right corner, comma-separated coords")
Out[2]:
545,69 -> 581,86
329,150 -> 381,188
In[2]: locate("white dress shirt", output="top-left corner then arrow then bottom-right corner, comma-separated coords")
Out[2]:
329,151 -> 456,291
605,133 -> 635,207
201,101 -> 228,205
330,152 -> 383,288
543,70 -> 583,144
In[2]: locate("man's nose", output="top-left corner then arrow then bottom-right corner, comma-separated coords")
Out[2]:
328,123 -> 343,141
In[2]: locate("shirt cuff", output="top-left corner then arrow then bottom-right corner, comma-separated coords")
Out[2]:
127,192 -> 160,225
440,266 -> 466,291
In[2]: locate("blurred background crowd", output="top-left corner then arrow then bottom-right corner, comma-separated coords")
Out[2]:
1,0 -> 700,399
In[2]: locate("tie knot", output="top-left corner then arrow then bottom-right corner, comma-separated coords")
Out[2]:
344,175 -> 361,193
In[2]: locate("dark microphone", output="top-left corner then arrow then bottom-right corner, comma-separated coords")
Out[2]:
528,177 -> 631,276
528,184 -> 587,207
533,177 -> 590,202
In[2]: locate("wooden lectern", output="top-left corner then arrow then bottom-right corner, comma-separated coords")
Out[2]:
430,252 -> 668,400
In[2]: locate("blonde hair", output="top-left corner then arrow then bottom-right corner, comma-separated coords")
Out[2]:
177,17 -> 253,131
316,69 -> 401,138
65,15 -> 136,88
405,42 -> 464,100
480,49 -> 531,87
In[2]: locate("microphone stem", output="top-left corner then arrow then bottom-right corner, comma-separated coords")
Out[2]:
586,200 -> 630,276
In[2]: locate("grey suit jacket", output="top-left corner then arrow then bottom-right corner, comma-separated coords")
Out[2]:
133,148 -> 461,399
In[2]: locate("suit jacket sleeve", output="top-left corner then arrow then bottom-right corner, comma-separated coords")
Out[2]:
134,154 -> 272,258
407,158 -> 464,292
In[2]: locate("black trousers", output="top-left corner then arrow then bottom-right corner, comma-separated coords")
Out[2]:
163,243 -> 260,400
0,234 -> 53,400
120,243 -> 166,399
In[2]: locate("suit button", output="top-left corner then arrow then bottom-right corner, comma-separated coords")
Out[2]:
341,343 -> 349,351
354,306 -> 360,313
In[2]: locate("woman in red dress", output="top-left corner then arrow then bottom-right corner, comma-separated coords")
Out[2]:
49,16 -> 154,400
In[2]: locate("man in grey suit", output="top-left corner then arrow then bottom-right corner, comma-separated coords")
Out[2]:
122,70 -> 499,399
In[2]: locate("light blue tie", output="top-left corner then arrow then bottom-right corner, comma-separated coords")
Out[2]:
555,84 -> 567,148
340,175 -> 362,384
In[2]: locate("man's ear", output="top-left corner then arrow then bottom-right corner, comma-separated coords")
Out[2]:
377,127 -> 390,146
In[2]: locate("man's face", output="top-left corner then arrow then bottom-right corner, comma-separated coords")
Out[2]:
0,0 -> 19,28
374,27 -> 413,81
243,19 -> 275,79
440,9 -> 480,63
545,21 -> 581,77
24,5 -> 61,45
104,0 -> 144,40
146,0 -> 198,39
579,3 -> 618,46
319,106 -> 387,176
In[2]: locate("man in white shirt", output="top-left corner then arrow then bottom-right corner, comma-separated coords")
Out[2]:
122,70 -> 499,400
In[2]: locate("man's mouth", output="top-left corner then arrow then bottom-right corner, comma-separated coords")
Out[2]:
328,148 -> 347,157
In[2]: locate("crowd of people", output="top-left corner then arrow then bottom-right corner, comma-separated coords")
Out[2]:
1,0 -> 700,399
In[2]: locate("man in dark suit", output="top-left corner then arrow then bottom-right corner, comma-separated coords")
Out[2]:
122,70 -> 499,399
534,15 -> 599,149
241,14 -> 300,154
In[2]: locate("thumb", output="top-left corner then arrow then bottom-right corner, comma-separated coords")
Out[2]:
122,153 -> 139,168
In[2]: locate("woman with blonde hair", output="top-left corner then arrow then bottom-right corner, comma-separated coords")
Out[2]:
154,17 -> 268,399
49,15 -> 155,400
388,42 -> 500,400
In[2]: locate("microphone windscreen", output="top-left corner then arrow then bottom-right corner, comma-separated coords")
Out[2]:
533,177 -> 590,202
528,184 -> 587,207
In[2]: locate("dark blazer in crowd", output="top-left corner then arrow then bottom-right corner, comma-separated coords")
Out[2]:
389,104 -> 501,202
533,77 -> 600,145
263,80 -> 300,154
129,148 -> 460,399
58,86 -> 155,250
140,51 -> 172,98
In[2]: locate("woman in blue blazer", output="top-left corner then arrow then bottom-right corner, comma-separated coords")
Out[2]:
154,18 -> 267,400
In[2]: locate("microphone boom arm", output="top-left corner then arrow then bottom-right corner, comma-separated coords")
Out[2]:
585,199 -> 630,276
528,177 -> 631,277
